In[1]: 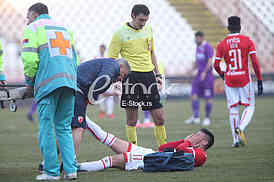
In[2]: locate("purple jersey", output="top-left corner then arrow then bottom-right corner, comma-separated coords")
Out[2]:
195,41 -> 213,74
192,41 -> 215,98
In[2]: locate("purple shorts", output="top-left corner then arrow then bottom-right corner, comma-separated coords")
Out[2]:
191,73 -> 215,99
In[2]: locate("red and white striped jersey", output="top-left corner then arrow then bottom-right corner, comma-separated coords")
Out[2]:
215,33 -> 257,87
158,139 -> 207,167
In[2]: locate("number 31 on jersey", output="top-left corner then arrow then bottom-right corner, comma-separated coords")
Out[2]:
229,49 -> 242,70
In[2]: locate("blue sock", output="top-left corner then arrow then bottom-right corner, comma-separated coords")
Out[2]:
205,102 -> 212,118
192,100 -> 199,118
144,111 -> 150,120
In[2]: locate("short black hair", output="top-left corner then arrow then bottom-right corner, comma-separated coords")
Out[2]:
29,3 -> 48,15
227,16 -> 241,33
195,31 -> 204,37
100,44 -> 106,49
200,128 -> 214,150
132,4 -> 150,17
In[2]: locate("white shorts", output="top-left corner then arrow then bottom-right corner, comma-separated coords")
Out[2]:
124,144 -> 155,171
224,82 -> 255,108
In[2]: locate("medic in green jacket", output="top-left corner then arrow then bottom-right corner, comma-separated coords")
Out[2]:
21,14 -> 78,102
0,42 -> 5,82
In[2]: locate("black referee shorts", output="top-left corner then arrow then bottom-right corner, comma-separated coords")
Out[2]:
120,71 -> 163,111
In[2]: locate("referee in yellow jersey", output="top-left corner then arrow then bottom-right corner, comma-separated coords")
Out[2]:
108,4 -> 167,147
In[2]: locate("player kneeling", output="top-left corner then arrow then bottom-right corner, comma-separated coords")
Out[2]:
79,117 -> 214,172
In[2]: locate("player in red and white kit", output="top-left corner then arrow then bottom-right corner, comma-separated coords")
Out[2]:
214,16 -> 263,147
78,116 -> 214,172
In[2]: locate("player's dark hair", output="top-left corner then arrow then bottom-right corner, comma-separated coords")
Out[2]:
227,16 -> 241,33
132,4 -> 150,17
195,31 -> 204,37
117,58 -> 131,72
100,44 -> 106,49
29,3 -> 48,15
200,128 -> 214,150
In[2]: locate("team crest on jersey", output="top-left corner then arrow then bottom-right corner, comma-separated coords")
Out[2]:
78,116 -> 84,123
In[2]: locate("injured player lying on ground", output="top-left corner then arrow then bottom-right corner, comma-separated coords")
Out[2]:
79,117 -> 214,172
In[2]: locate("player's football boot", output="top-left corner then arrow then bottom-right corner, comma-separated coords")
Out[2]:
107,114 -> 115,119
193,117 -> 200,124
235,128 -> 247,146
142,121 -> 155,128
232,142 -> 240,148
143,118 -> 155,128
136,120 -> 143,128
185,116 -> 200,124
36,173 -> 60,181
185,116 -> 194,124
202,118 -> 211,126
98,112 -> 105,119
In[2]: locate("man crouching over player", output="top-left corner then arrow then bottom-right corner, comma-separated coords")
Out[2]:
79,118 -> 214,172
39,58 -> 130,173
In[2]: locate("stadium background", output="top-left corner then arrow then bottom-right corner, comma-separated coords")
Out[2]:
0,1 -> 274,182
1,0 -> 274,98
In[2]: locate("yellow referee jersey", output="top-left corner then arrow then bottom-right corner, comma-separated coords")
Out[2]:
108,23 -> 155,72
158,61 -> 164,75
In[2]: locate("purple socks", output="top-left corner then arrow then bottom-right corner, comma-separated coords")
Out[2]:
205,102 -> 212,118
28,101 -> 37,115
192,100 -> 199,118
144,110 -> 150,120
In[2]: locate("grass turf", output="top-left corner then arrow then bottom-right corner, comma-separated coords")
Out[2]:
0,97 -> 273,182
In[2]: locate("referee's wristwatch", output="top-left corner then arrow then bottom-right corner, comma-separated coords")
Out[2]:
155,73 -> 162,79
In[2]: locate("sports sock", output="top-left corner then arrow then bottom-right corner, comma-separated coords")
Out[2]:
205,102 -> 212,118
144,111 -> 150,123
79,156 -> 112,171
99,101 -> 105,113
192,99 -> 199,118
106,97 -> 114,115
154,125 -> 167,146
28,101 -> 37,115
229,106 -> 240,144
86,116 -> 117,147
239,105 -> 255,131
126,125 -> 137,145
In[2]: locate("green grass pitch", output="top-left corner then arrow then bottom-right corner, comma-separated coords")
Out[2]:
0,97 -> 273,182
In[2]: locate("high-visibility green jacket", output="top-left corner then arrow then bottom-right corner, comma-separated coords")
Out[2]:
21,14 -> 78,103
0,42 -> 5,81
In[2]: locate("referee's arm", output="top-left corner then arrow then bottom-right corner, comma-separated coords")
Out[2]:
108,33 -> 121,59
151,50 -> 160,75
150,37 -> 162,84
